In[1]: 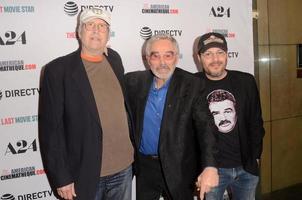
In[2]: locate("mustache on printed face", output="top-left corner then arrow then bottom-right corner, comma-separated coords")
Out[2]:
219,119 -> 231,127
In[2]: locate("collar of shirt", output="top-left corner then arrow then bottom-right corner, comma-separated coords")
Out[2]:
104,47 -> 108,56
139,76 -> 172,155
151,76 -> 172,92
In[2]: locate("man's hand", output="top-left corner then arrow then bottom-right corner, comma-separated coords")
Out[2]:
195,167 -> 219,200
57,183 -> 77,200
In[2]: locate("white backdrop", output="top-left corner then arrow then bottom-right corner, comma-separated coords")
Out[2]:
0,0 -> 253,199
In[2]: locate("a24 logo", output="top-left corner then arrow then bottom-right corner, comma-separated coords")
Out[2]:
210,6 -> 231,18
5,139 -> 37,155
0,31 -> 26,45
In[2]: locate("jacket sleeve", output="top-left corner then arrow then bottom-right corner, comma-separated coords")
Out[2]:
192,82 -> 218,169
247,75 -> 265,159
39,64 -> 73,188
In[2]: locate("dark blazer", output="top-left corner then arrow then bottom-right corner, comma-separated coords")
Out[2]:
196,70 -> 265,176
125,68 -> 217,199
39,48 -> 133,200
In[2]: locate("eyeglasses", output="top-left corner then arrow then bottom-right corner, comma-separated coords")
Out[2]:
84,22 -> 109,32
201,50 -> 226,59
149,51 -> 176,61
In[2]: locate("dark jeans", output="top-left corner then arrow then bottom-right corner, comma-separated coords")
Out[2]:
205,166 -> 259,200
136,154 -> 172,200
94,165 -> 132,200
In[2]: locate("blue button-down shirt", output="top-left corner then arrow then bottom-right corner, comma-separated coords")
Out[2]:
139,78 -> 171,155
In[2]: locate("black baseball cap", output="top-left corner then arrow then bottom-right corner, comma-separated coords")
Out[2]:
197,32 -> 228,54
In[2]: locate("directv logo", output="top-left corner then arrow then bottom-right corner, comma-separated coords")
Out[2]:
140,26 -> 183,40
140,27 -> 152,40
64,1 -> 114,16
1,193 -> 15,200
64,1 -> 79,16
1,191 -> 53,199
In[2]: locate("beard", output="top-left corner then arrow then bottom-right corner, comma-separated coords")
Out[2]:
152,64 -> 175,80
204,61 -> 227,78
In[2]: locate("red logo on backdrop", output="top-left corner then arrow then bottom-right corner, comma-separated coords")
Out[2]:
0,60 -> 37,72
206,29 -> 236,38
1,166 -> 45,181
142,4 -> 179,14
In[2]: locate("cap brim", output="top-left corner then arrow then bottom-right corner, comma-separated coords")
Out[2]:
81,16 -> 110,25
200,42 -> 227,53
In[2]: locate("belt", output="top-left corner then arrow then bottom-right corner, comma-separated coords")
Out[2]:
140,153 -> 159,160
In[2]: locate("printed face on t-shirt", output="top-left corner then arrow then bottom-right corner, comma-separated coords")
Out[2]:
207,89 -> 237,133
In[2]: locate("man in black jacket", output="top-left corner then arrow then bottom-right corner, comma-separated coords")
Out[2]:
196,32 -> 265,200
125,34 -> 218,200
39,8 -> 134,200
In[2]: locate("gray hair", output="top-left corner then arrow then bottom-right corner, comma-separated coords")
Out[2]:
145,34 -> 179,56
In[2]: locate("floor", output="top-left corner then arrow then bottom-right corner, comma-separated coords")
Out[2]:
261,183 -> 302,200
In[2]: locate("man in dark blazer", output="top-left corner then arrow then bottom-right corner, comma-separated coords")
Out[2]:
39,8 -> 134,200
125,34 -> 218,200
195,32 -> 265,200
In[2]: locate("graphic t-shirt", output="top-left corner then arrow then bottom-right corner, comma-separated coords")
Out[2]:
205,74 -> 242,168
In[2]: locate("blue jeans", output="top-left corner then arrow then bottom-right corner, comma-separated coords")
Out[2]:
94,165 -> 133,200
206,166 -> 259,200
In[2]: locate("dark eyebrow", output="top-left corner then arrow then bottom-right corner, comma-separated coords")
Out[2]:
150,51 -> 159,55
211,111 -> 219,115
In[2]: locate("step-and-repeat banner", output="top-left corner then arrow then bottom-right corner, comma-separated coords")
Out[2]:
0,0 -> 253,199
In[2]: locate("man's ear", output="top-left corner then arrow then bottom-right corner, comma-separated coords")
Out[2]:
197,54 -> 202,62
146,55 -> 151,66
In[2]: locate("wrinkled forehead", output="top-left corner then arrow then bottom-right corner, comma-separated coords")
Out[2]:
150,39 -> 177,52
